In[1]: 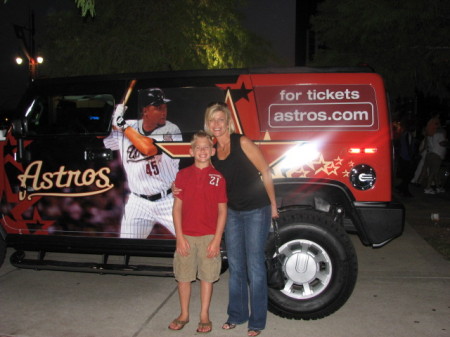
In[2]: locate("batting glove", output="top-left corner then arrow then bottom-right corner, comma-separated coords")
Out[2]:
112,104 -> 129,130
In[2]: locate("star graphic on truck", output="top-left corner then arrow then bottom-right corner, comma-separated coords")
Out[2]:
156,85 -> 300,165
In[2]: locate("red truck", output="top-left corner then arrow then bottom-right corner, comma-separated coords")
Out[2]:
0,67 -> 404,320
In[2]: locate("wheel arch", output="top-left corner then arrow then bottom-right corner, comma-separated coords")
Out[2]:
274,178 -> 371,245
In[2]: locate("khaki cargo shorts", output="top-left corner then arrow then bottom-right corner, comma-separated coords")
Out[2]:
173,234 -> 221,283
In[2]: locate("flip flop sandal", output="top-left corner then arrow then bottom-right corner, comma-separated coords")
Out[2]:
222,322 -> 237,330
248,329 -> 261,336
196,321 -> 212,333
168,319 -> 189,330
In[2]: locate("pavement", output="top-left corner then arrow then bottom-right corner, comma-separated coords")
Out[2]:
398,181 -> 450,228
1,190 -> 449,337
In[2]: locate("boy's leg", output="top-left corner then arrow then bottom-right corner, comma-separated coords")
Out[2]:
178,281 -> 191,320
170,235 -> 197,330
200,280 -> 213,322
168,281 -> 191,330
197,281 -> 213,332
197,235 -> 220,332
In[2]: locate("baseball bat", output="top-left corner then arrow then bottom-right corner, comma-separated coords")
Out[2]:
121,79 -> 137,105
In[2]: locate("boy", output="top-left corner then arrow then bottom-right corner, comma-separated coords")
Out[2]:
168,131 -> 227,333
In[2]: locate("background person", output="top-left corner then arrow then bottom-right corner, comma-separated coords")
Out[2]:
412,114 -> 440,186
423,117 -> 448,194
204,102 -> 278,337
103,88 -> 181,238
395,117 -> 418,197
169,131 -> 227,333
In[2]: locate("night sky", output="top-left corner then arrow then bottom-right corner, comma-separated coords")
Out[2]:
0,0 -> 296,111
0,0 -> 72,110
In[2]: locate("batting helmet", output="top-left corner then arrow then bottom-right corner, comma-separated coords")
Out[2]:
140,88 -> 171,107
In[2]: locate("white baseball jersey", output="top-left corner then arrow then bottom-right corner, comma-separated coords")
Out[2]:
103,119 -> 182,238
103,119 -> 182,195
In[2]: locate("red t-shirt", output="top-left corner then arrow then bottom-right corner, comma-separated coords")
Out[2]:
174,164 -> 227,236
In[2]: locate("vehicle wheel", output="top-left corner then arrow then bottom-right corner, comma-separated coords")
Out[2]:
0,236 -> 5,268
10,250 -> 25,265
267,209 -> 358,320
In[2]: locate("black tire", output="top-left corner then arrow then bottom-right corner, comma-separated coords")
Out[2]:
267,209 -> 358,320
0,235 -> 6,268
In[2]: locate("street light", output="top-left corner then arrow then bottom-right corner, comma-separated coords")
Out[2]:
15,54 -> 44,81
13,10 -> 44,82
15,56 -> 44,65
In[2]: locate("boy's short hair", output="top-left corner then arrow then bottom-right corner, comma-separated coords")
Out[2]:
190,130 -> 214,148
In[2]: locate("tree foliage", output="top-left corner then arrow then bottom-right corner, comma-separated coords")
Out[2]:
311,0 -> 450,101
75,0 -> 95,17
40,0 -> 275,77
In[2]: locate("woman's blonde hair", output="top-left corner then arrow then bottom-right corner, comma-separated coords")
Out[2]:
204,102 -> 235,135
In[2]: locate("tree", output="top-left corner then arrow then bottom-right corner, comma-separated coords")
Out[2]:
75,0 -> 95,17
310,0 -> 450,102
4,0 -> 95,16
39,0 -> 276,77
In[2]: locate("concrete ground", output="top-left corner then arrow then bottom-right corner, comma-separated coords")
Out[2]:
397,181 -> 450,260
1,218 -> 449,337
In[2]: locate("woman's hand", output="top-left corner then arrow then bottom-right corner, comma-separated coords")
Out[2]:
272,204 -> 279,219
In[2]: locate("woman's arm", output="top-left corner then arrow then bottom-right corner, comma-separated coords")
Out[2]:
240,136 -> 279,218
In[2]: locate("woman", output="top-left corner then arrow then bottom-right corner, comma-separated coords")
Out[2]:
204,102 -> 278,337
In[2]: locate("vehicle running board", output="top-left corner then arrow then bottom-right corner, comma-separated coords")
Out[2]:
9,250 -> 174,277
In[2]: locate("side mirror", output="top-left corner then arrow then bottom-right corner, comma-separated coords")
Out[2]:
11,118 -> 28,138
10,119 -> 29,163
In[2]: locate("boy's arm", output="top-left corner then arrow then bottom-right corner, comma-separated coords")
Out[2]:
173,197 -> 190,256
206,202 -> 227,258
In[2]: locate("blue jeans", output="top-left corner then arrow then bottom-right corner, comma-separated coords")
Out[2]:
224,205 -> 271,331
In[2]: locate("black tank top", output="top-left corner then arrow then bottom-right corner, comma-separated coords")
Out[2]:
212,133 -> 270,211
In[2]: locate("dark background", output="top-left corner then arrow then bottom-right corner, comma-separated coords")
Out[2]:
0,0 -> 300,111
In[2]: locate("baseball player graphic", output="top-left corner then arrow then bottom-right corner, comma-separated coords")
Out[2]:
103,88 -> 182,238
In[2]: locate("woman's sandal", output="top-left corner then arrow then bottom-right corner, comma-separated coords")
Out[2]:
248,329 -> 261,336
222,322 -> 237,330
168,318 -> 189,330
196,321 -> 212,333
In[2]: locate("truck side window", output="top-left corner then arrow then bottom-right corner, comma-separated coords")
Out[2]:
25,97 -> 47,133
25,94 -> 114,136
